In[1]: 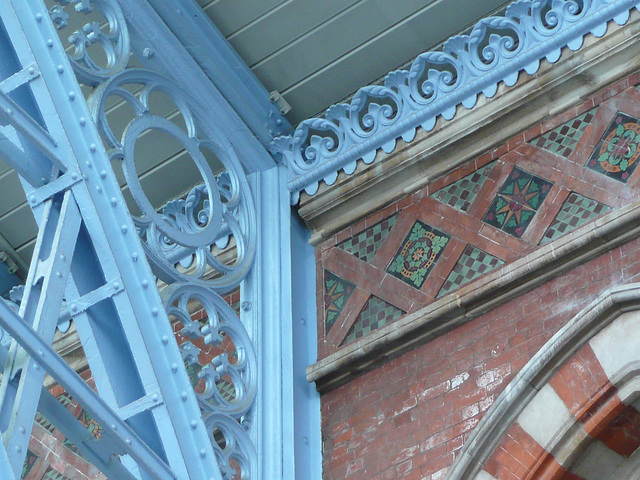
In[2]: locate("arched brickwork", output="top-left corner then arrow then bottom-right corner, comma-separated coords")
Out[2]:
447,284 -> 640,480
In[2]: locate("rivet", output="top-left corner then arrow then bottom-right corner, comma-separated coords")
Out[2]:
132,252 -> 138,262
96,185 -> 102,193
47,39 -> 53,47
110,197 -> 117,207
29,195 -> 36,204
171,363 -> 178,372
125,438 -> 131,445
28,67 -> 34,75
79,117 -> 86,126
56,271 -> 62,278
89,143 -> 96,153
121,225 -> 127,234
241,301 -> 251,311
34,364 -> 40,371
113,282 -> 120,290
100,170 -> 107,178
83,174 -> 88,181
86,161 -> 92,168
68,91 -> 75,101
15,445 -> 21,453
71,172 -> 78,180
143,48 -> 154,59
200,449 -> 206,458
57,65 -> 64,74
5,108 -> 12,116
190,420 -> 197,429
152,394 -> 159,402
60,254 -> 66,261
71,304 -> 77,312
19,426 -> 25,434
142,280 -> 149,289
35,13 -> 42,22
161,335 -> 168,345
181,391 -> 188,401
111,424 -> 117,430
38,350 -> 44,356
151,307 -> 159,317
276,118 -> 283,126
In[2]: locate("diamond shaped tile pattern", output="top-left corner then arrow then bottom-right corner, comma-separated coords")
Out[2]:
338,213 -> 398,263
483,167 -> 553,238
387,221 -> 450,289
324,270 -> 356,333
586,112 -> 640,183
41,467 -> 72,480
532,107 -> 598,157
430,162 -> 496,212
541,193 -> 611,244
437,245 -> 504,298
343,296 -> 405,344
21,450 -> 38,480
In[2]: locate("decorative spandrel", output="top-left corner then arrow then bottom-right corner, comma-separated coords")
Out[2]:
586,112 -> 640,183
483,168 -> 552,238
386,221 -> 449,289
541,193 -> 610,244
531,107 -> 597,158
343,296 -> 404,345
437,245 -> 504,298
324,271 -> 355,334
338,213 -> 397,263
430,162 -> 495,212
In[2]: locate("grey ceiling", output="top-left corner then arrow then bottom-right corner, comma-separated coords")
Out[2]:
1,0 -> 513,277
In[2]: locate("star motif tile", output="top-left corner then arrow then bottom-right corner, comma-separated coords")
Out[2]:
586,112 -> 640,183
483,167 -> 553,238
324,270 -> 355,333
386,221 -> 450,289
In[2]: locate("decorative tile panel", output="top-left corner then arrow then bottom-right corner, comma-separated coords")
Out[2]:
541,193 -> 611,244
343,296 -> 405,344
338,213 -> 397,263
387,221 -> 450,289
532,107 -> 598,157
34,411 -> 55,433
586,112 -> 640,182
483,168 -> 553,238
41,467 -> 72,480
430,162 -> 496,212
21,450 -> 38,480
437,245 -> 504,298
324,271 -> 355,333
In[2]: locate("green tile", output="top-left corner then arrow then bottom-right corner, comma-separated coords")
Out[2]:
541,193 -> 610,244
437,245 -> 504,297
41,467 -> 72,480
586,112 -> 640,183
338,213 -> 397,263
430,162 -> 495,212
483,167 -> 553,238
386,221 -> 450,289
344,296 -> 404,344
21,450 -> 38,480
532,107 -> 597,157
324,270 -> 355,333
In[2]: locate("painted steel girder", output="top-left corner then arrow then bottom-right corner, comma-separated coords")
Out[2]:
0,1 -> 224,479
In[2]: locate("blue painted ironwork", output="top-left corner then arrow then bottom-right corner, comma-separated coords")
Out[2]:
271,0 -> 640,204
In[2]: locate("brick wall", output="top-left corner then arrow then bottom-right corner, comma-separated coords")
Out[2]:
317,72 -> 640,479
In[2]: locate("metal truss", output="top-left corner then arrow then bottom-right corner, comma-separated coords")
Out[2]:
0,0 -> 268,479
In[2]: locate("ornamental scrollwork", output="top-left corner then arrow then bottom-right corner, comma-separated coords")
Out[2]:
271,0 -> 638,202
88,69 -> 256,292
48,0 -> 130,86
163,283 -> 257,480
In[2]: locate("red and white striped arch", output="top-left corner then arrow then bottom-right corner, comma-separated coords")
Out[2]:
447,284 -> 640,480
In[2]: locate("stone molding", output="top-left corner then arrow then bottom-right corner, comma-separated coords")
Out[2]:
299,11 -> 640,246
445,283 -> 640,480
307,201 -> 640,392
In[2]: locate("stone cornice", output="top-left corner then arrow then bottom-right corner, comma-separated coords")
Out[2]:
307,201 -> 640,392
298,11 -> 640,246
